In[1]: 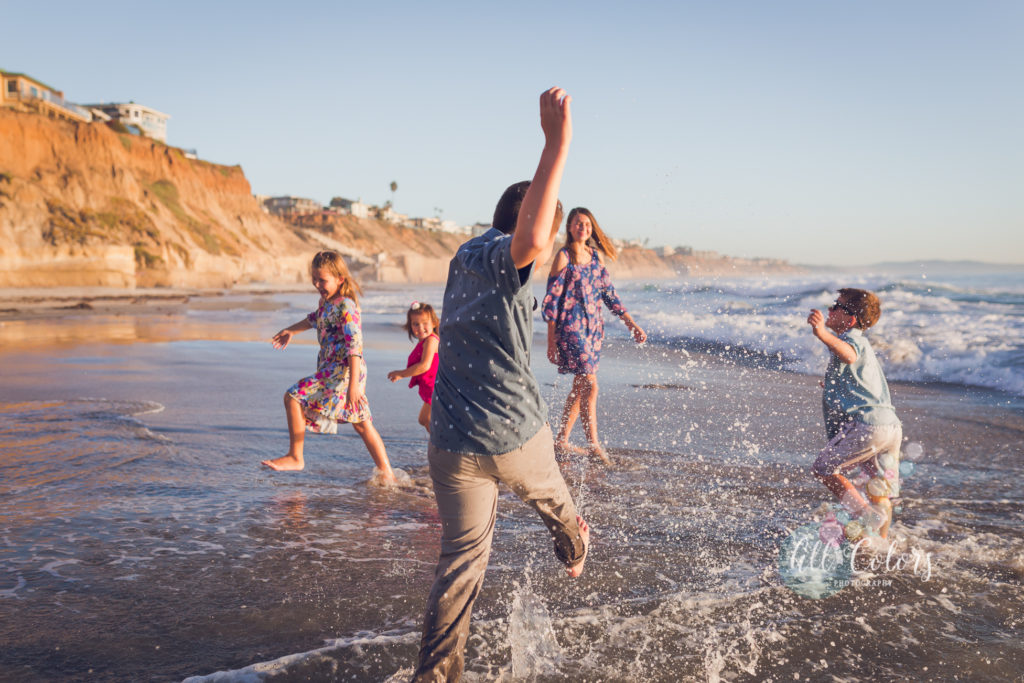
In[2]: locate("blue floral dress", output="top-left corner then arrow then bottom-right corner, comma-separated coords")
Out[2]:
287,296 -> 372,433
542,248 -> 627,375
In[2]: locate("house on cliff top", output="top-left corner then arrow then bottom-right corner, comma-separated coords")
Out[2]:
1,69 -> 94,123
329,197 -> 370,218
84,101 -> 170,142
265,196 -> 321,216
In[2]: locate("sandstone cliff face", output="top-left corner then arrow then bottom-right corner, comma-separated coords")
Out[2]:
289,213 -> 465,284
0,110 -> 310,288
0,110 -> 800,289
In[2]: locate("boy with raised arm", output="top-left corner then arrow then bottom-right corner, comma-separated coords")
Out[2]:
807,288 -> 902,537
413,88 -> 590,682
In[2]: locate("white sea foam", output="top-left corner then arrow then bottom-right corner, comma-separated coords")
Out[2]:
579,271 -> 1024,397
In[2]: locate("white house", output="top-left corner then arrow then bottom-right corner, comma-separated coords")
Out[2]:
329,197 -> 370,219
85,101 -> 170,142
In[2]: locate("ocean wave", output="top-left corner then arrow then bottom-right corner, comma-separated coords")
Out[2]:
610,273 -> 1024,397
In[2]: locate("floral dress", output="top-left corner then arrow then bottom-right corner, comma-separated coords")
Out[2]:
542,248 -> 627,375
287,296 -> 372,433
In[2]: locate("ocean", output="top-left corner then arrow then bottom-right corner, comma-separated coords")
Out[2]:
1,266 -> 1021,681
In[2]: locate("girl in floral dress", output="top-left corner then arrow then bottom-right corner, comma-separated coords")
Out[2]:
542,207 -> 647,463
261,250 -> 395,481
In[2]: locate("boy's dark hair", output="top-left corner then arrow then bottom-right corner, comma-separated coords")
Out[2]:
839,288 -> 881,329
493,181 -> 531,234
403,302 -> 439,340
492,180 -> 565,236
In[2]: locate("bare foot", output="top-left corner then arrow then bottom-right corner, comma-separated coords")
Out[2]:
567,515 -> 590,578
369,467 -> 398,487
554,441 -> 587,456
261,454 -> 304,471
587,444 -> 613,466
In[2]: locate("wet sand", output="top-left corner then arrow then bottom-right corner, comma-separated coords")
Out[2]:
1,289 -> 1022,681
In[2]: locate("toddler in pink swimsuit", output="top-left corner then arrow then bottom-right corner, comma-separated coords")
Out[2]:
387,302 -> 440,432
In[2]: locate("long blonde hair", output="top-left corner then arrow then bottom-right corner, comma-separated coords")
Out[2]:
311,250 -> 363,303
562,207 -> 617,261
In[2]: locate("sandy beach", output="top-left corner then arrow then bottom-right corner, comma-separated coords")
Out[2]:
1,283 -> 1022,681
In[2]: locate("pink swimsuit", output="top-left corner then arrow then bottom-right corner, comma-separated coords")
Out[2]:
408,333 -> 439,404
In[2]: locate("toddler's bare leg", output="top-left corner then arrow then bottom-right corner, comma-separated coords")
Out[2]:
418,402 -> 431,433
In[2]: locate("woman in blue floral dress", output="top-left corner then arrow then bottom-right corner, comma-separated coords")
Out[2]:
542,207 -> 646,463
261,250 -> 394,481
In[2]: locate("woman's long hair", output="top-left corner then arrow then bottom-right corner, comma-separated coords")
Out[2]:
562,207 -> 617,261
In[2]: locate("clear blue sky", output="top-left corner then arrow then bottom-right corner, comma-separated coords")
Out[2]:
4,1 -> 1022,265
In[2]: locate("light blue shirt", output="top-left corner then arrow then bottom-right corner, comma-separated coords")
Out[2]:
429,229 -> 547,455
822,328 -> 900,439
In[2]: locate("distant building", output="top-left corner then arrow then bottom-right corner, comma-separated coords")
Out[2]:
84,101 -> 170,142
471,222 -> 492,238
264,196 -> 321,216
376,206 -> 407,224
1,69 -> 92,123
329,197 -> 370,218
410,217 -> 442,231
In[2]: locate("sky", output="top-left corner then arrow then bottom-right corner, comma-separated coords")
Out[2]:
3,1 -> 1022,265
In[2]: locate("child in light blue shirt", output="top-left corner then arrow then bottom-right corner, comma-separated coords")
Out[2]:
807,288 -> 902,536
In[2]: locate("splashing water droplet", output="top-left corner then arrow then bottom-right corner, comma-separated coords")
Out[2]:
859,504 -> 888,532
903,442 -> 924,462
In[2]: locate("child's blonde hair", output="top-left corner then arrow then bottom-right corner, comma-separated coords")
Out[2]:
403,301 -> 439,340
562,207 -> 617,261
311,250 -> 363,303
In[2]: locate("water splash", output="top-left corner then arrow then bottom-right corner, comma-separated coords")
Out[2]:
507,580 -> 562,678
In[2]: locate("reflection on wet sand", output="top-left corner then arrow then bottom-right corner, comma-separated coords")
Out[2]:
0,290 -> 300,349
0,315 -> 302,348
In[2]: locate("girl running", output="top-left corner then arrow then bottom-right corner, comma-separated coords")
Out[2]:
261,250 -> 395,482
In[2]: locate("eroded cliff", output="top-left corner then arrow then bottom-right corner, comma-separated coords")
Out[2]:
0,110 -> 311,288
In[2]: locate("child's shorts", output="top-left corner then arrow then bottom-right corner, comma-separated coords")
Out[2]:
813,420 -> 903,496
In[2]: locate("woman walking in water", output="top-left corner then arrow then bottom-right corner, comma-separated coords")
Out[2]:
542,207 -> 646,463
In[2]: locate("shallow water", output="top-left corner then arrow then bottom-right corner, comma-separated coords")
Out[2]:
1,290 -> 1022,682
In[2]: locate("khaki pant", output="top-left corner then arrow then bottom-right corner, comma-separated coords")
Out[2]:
413,424 -> 585,682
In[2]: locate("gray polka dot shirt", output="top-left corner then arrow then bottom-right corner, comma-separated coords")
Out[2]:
429,229 -> 547,455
